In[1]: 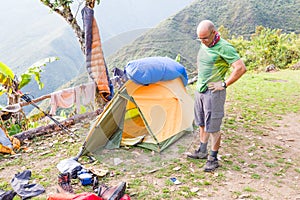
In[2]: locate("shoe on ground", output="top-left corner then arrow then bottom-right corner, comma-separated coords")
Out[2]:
98,181 -> 126,200
187,149 -> 208,159
58,172 -> 74,193
204,155 -> 219,172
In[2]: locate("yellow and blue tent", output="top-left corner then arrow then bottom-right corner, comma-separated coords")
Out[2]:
78,74 -> 194,155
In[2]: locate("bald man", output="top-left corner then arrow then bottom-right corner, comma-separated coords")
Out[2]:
187,20 -> 247,172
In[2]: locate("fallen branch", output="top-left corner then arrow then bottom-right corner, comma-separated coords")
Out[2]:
14,108 -> 103,142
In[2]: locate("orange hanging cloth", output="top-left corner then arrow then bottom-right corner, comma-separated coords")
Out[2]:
82,5 -> 114,102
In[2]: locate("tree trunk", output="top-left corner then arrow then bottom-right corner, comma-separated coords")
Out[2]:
7,91 -> 24,123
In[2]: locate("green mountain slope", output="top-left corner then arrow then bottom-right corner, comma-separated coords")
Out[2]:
1,27 -> 84,101
106,0 -> 300,75
16,0 -> 300,110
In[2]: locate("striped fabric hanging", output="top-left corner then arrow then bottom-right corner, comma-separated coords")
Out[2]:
82,6 -> 114,102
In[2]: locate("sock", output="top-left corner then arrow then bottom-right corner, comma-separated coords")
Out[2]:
198,142 -> 208,153
210,150 -> 218,159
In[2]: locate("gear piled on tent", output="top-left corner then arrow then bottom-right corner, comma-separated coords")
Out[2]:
76,57 -> 194,157
82,6 -> 114,102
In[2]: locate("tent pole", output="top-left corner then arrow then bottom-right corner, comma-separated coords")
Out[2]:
73,144 -> 85,161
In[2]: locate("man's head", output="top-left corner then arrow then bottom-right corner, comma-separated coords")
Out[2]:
197,20 -> 217,47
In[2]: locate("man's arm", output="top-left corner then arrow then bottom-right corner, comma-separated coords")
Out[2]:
225,59 -> 247,87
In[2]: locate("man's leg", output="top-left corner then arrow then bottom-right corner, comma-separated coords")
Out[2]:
203,89 -> 226,171
187,126 -> 209,159
210,130 -> 221,152
199,125 -> 209,152
204,131 -> 221,172
188,90 -> 208,159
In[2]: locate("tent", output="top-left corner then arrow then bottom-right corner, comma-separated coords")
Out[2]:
78,77 -> 194,155
77,57 -> 194,156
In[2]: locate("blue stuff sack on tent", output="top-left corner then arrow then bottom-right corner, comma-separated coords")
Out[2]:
124,57 -> 188,86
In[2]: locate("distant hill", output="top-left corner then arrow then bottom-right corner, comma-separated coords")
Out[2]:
0,0 -> 193,105
13,0 -> 300,114
103,28 -> 151,57
106,0 -> 300,76
1,0 -> 299,109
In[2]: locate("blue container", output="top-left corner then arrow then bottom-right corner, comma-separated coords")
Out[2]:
78,173 -> 92,186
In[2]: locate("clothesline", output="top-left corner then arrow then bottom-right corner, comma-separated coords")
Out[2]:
18,82 -> 96,115
50,82 -> 96,115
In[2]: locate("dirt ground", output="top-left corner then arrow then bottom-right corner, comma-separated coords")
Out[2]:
206,113 -> 300,200
159,112 -> 300,200
0,112 -> 300,199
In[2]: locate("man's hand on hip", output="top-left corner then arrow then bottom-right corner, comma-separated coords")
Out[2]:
208,81 -> 225,92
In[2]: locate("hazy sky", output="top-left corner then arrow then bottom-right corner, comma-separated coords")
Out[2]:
96,0 -> 195,40
0,0 -> 194,41
0,0 -> 194,69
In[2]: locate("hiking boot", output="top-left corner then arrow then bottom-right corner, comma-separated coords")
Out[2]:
204,155 -> 219,172
58,172 -> 74,193
97,181 -> 126,200
187,149 -> 208,159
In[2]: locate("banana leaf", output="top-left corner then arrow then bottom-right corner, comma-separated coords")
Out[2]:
18,57 -> 58,90
0,61 -> 15,87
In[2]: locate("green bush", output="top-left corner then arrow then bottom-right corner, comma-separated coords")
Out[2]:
229,26 -> 300,71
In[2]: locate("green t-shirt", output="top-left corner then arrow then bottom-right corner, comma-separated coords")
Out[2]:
196,38 -> 240,92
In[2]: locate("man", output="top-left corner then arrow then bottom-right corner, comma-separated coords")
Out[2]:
187,20 -> 247,172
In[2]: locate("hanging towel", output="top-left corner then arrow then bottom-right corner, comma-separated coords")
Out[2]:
74,82 -> 96,113
50,88 -> 75,115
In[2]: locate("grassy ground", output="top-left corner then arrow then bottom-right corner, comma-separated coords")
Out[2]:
0,70 -> 300,199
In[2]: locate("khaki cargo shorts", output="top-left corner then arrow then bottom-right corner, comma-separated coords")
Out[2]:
194,89 -> 226,133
